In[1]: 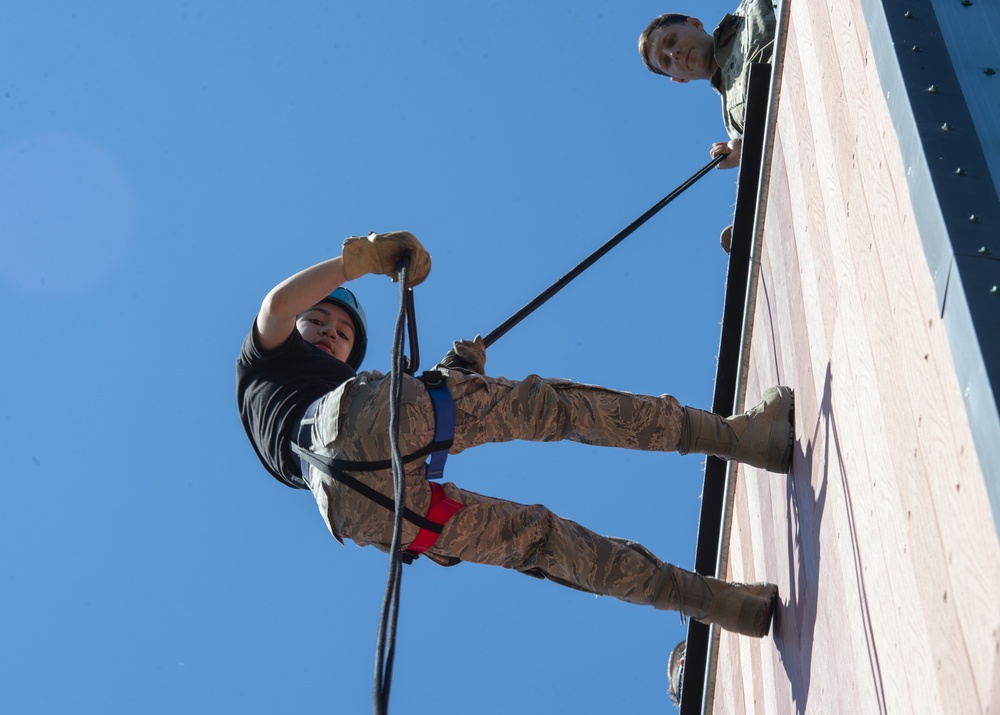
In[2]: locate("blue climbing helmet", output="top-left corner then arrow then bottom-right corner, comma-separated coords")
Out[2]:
320,287 -> 368,369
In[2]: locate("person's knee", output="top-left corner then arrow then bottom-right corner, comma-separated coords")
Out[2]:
509,504 -> 557,571
516,375 -> 572,440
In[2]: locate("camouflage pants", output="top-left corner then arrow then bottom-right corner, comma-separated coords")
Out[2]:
305,369 -> 685,606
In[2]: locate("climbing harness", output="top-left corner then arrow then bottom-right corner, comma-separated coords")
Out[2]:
291,374 -> 463,558
293,404 -> 461,561
292,395 -> 461,554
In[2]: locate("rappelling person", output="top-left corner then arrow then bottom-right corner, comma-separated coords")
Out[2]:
235,230 -> 795,638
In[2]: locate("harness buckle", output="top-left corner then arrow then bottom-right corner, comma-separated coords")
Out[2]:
419,369 -> 445,388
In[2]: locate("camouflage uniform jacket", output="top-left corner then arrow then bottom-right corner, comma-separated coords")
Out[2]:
710,0 -> 777,140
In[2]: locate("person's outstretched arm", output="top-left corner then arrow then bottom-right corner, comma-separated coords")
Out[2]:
256,231 -> 431,351
257,256 -> 351,351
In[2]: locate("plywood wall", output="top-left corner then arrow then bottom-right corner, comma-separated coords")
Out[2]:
710,0 -> 1000,712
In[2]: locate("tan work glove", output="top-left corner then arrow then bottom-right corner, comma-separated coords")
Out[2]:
341,231 -> 432,287
438,336 -> 487,374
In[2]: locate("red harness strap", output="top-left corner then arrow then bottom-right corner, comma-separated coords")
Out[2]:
406,482 -> 464,555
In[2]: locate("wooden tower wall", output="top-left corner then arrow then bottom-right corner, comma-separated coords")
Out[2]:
697,0 -> 1000,712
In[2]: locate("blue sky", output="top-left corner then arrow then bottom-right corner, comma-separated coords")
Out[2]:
1,2 -> 743,712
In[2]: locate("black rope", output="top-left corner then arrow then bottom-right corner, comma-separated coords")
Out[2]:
404,287 -> 419,375
373,256 -> 412,715
483,153 -> 726,348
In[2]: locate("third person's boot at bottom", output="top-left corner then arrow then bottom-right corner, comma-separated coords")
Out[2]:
652,564 -> 778,638
678,385 -> 794,473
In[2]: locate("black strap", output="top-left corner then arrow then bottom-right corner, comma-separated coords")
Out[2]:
292,442 -> 444,535
323,438 -> 452,473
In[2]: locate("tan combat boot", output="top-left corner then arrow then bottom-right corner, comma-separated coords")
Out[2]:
652,564 -> 778,638
678,386 -> 794,473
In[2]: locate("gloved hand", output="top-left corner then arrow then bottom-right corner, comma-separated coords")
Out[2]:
438,336 -> 487,374
342,231 -> 432,287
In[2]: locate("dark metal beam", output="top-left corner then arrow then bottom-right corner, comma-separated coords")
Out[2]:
680,62 -> 773,715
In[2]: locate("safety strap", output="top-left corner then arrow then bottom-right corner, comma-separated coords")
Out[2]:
292,370 -> 463,556
420,370 -> 454,481
406,482 -> 463,555
293,443 -> 449,534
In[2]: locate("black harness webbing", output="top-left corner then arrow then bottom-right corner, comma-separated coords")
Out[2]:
292,440 -> 448,535
299,436 -> 449,474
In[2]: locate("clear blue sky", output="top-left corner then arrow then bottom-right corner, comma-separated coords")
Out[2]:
1,2 -> 743,712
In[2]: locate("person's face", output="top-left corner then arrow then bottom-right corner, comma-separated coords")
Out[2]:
645,18 -> 718,82
296,303 -> 355,363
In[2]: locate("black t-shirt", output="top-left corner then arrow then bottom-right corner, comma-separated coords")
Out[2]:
236,321 -> 356,488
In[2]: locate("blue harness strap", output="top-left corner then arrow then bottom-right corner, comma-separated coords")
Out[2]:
421,370 -> 454,481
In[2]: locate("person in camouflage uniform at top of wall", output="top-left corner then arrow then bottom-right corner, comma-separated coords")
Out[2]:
638,1 -> 777,171
236,231 -> 795,639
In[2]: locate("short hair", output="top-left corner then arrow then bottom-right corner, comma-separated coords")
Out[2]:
638,13 -> 691,76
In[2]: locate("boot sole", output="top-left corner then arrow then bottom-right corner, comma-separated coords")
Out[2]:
752,583 -> 779,637
764,386 -> 795,473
